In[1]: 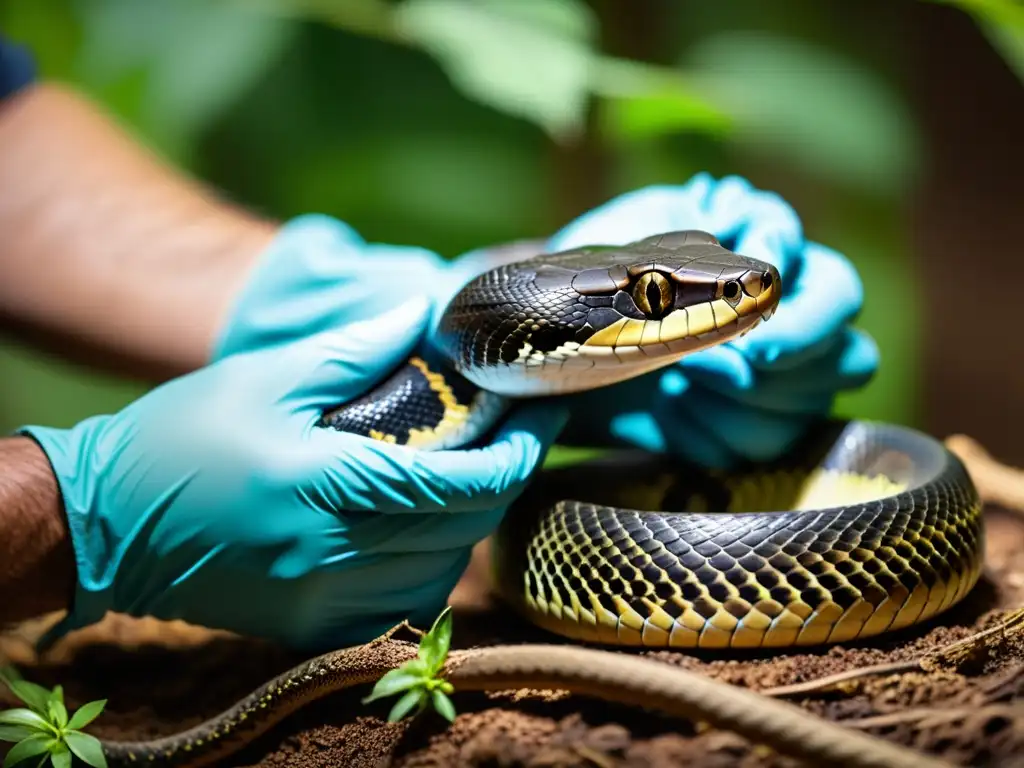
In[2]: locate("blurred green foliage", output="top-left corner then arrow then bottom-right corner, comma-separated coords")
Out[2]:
929,0 -> 1024,80
1,0 -> 1013,437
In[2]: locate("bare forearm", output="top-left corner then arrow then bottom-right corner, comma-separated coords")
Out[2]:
0,437 -> 74,625
0,83 -> 277,378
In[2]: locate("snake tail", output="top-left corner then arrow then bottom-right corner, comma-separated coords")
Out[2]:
448,645 -> 952,768
98,640 -> 419,768
97,641 -> 950,768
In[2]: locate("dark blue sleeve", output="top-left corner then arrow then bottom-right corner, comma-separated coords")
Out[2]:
0,35 -> 36,102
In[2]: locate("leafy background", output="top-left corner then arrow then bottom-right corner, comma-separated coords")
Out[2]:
0,0 -> 1021,435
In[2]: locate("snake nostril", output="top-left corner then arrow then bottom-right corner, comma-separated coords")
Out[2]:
761,271 -> 774,292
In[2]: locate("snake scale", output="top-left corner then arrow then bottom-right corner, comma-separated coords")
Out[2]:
95,231 -> 981,767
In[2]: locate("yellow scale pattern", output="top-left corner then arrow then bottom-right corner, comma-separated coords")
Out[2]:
368,357 -> 470,446
497,467 -> 984,650
580,291 -> 771,356
115,658 -> 341,765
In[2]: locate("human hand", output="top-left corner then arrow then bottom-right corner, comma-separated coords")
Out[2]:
540,173 -> 879,468
21,298 -> 566,651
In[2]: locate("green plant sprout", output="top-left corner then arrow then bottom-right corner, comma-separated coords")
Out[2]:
362,606 -> 457,724
0,667 -> 107,768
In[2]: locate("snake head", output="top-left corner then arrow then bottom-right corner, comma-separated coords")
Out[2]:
436,230 -> 782,397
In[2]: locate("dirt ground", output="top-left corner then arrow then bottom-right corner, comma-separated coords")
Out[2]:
3,506 -> 1024,768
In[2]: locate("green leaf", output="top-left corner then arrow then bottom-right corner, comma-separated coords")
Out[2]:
685,31 -> 919,197
0,725 -> 36,743
430,689 -> 456,722
417,606 -> 453,674
49,744 -> 71,768
394,0 -> 599,139
362,671 -> 425,705
591,57 -> 730,141
3,734 -> 52,768
925,0 -> 1024,81
45,688 -> 67,731
400,658 -> 430,678
0,669 -> 51,716
0,710 -> 52,733
74,0 -> 298,162
386,689 -> 425,723
64,731 -> 108,768
1,677 -> 53,716
65,701 -> 106,732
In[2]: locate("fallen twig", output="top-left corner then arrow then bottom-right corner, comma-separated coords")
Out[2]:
763,660 -> 920,698
946,434 -> 1024,512
762,607 -> 1024,699
922,607 -> 1024,672
843,703 -> 1024,731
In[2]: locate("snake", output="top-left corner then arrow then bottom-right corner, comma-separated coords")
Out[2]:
92,230 -> 980,767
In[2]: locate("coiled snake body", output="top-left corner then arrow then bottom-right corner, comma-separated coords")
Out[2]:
98,231 -> 982,767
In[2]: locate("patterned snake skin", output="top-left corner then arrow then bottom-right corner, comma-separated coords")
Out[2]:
492,421 -> 982,649
319,229 -> 982,647
95,231 -> 982,766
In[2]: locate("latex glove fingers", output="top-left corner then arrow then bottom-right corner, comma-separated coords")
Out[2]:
216,298 -> 568,518
307,400 -> 568,516
155,298 -> 433,471
679,327 -> 879,414
654,374 -> 814,468
214,214 -> 448,360
321,506 -> 506,556
173,546 -> 472,651
297,550 -> 472,650
728,241 -> 865,371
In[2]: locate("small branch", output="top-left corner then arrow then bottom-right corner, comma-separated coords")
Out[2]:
762,660 -> 920,698
921,607 -> 1024,672
945,434 -> 1024,512
763,607 -> 1024,699
843,703 -> 1024,731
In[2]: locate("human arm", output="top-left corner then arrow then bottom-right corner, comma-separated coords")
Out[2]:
0,36 -> 450,379
0,81 -> 459,379
0,77 -> 277,379
0,437 -> 75,625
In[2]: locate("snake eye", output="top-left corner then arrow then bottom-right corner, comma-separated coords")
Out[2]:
632,272 -> 674,319
723,280 -> 742,305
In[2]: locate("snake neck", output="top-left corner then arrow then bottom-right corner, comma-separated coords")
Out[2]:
317,352 -> 510,450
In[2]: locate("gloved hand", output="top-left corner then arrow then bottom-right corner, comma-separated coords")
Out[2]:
461,174 -> 877,469
213,213 -> 450,359
21,298 -> 567,651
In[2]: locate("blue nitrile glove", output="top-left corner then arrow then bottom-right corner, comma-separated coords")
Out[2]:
443,174 -> 878,470
20,298 -> 567,651
213,213 -> 450,359
551,174 -> 879,468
